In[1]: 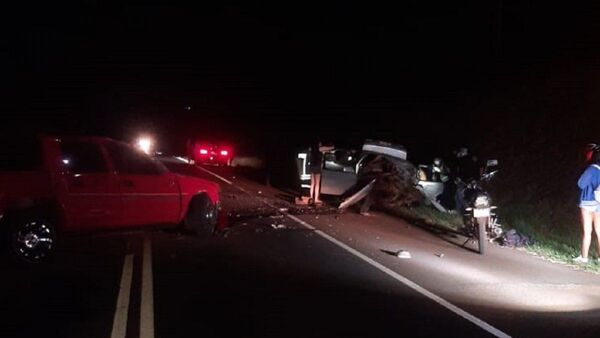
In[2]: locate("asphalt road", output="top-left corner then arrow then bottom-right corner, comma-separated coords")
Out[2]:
1,159 -> 599,338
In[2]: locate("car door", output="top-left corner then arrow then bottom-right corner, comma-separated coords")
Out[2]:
60,140 -> 121,229
105,141 -> 180,226
320,150 -> 358,196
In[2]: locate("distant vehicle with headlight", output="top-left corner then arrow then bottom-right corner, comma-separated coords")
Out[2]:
187,140 -> 233,166
457,159 -> 502,254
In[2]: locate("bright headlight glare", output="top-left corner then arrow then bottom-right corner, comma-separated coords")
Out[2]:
475,196 -> 489,207
137,137 -> 153,154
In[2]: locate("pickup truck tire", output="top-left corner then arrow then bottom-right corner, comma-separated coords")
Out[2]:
184,194 -> 217,236
6,214 -> 56,264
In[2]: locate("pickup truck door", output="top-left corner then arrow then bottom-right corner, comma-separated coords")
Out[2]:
60,140 -> 121,229
105,142 -> 180,226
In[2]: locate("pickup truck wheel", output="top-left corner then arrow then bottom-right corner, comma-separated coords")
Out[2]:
9,217 -> 56,264
185,195 -> 217,236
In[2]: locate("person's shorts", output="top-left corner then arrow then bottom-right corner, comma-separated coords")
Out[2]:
309,166 -> 322,174
580,201 -> 600,213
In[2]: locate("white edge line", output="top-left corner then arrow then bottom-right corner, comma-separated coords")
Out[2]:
196,165 -> 234,185
200,166 -> 511,338
110,254 -> 134,338
140,235 -> 155,338
287,215 -> 511,338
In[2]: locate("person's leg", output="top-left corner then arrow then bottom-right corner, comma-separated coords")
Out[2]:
314,173 -> 322,203
309,173 -> 316,202
455,182 -> 465,212
593,211 -> 600,258
581,208 -> 593,259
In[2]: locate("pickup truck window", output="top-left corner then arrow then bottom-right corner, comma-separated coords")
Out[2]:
106,142 -> 164,175
60,141 -> 108,174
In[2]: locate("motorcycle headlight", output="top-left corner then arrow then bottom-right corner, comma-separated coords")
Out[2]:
475,195 -> 490,208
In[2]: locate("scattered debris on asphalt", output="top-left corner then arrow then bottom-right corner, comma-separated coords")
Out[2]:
435,253 -> 444,258
396,250 -> 412,259
270,224 -> 287,230
295,196 -> 311,205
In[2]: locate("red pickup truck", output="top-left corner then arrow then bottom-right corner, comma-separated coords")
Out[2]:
0,136 -> 221,263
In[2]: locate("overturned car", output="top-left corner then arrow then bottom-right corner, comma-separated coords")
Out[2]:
296,140 -> 441,210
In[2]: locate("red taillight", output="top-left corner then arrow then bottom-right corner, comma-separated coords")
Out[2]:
200,149 -> 208,155
220,150 -> 229,156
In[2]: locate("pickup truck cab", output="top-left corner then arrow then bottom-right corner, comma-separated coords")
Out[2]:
0,136 -> 221,263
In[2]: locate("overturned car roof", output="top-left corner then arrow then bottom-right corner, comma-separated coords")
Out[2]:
362,139 -> 407,160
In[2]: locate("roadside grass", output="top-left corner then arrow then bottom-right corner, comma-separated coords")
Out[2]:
500,204 -> 600,273
392,204 -> 463,232
392,202 -> 600,273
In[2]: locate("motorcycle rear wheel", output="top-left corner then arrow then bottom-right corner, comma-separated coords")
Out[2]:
476,217 -> 488,255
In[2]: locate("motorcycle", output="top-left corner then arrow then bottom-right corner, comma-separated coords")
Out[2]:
457,160 -> 502,254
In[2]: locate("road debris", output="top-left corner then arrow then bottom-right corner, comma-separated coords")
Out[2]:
295,196 -> 311,205
435,253 -> 444,258
396,250 -> 412,259
270,224 -> 287,229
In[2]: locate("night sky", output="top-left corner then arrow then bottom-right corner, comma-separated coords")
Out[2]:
3,1 -> 600,158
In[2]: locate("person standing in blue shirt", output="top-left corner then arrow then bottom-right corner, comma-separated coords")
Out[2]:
574,144 -> 600,263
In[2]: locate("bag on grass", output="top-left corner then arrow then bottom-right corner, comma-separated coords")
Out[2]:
501,229 -> 533,247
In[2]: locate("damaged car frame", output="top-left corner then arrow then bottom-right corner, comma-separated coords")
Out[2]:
297,139 -> 423,206
297,140 -> 502,255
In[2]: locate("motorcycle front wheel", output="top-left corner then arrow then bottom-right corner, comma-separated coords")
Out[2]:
476,217 -> 488,255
